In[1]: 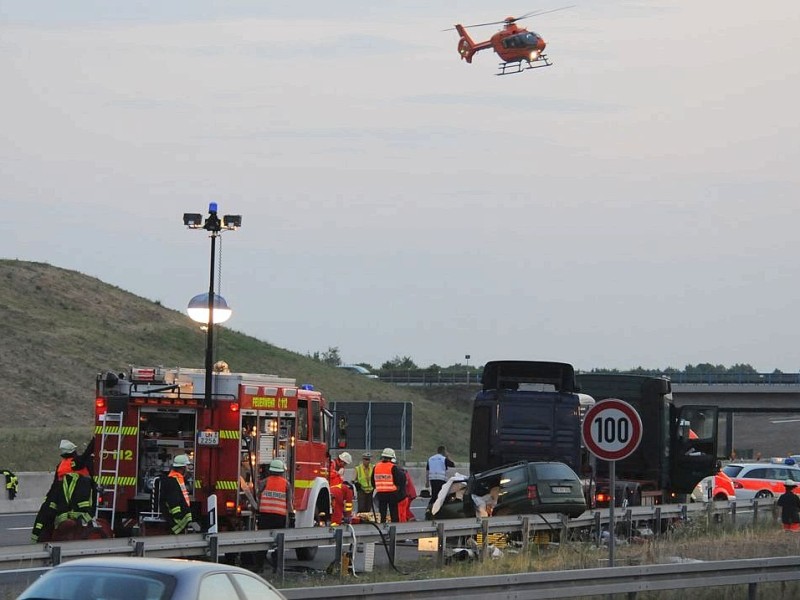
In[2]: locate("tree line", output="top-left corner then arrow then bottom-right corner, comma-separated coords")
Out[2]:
308,348 -> 789,376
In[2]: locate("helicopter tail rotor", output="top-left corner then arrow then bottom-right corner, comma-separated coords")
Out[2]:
455,24 -> 477,63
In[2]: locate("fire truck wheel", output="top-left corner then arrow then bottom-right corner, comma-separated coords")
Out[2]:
295,546 -> 318,561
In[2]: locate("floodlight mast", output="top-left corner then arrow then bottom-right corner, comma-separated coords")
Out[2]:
183,202 -> 241,408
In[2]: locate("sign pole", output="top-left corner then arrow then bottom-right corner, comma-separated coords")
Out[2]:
581,398 -> 643,570
608,460 -> 615,567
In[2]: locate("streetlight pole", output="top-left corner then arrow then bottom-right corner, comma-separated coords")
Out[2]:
183,203 -> 241,408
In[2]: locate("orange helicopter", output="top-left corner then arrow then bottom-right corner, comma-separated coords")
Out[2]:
449,7 -> 572,76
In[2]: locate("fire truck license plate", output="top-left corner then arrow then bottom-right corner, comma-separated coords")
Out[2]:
197,430 -> 220,446
551,486 -> 572,494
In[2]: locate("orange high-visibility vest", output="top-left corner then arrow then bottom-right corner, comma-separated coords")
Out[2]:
374,461 -> 397,493
56,457 -> 90,481
259,476 -> 290,515
168,470 -> 190,506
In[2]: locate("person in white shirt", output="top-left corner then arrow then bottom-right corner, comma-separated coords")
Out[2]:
426,445 -> 455,509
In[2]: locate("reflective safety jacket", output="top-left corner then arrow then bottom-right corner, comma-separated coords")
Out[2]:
259,475 -> 291,516
31,472 -> 93,542
354,463 -> 374,492
56,457 -> 90,480
2,469 -> 18,500
373,460 -> 398,493
158,470 -> 192,534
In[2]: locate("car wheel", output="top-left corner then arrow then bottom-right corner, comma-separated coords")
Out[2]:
754,490 -> 773,499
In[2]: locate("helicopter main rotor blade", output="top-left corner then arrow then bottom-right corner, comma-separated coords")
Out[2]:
442,19 -> 507,31
443,5 -> 575,31
515,5 -> 575,22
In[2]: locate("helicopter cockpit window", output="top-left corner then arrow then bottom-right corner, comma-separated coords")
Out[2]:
504,33 -> 540,49
522,32 -> 539,46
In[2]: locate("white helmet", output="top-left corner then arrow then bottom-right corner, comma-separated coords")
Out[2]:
172,454 -> 190,468
59,439 -> 77,454
269,459 -> 285,473
381,447 -> 396,459
339,452 -> 353,466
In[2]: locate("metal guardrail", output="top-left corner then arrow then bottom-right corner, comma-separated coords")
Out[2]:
0,500 -> 776,573
282,555 -> 800,599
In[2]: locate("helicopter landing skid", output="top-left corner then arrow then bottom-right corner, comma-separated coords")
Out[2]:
497,54 -> 552,76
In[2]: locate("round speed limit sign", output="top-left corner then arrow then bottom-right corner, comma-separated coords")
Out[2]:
582,398 -> 643,461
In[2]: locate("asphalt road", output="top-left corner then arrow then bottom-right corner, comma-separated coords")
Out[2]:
1,512 -> 35,547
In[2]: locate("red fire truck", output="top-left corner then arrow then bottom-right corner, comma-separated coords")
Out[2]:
93,365 -> 336,559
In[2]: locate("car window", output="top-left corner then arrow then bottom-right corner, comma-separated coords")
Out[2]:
768,467 -> 789,481
722,465 -> 743,477
499,466 -> 527,489
534,463 -> 577,481
230,573 -> 284,599
19,570 -> 171,600
198,573 -> 239,600
743,468 -> 767,479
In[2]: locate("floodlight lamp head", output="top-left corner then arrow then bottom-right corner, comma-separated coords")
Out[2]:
183,213 -> 204,229
223,215 -> 242,230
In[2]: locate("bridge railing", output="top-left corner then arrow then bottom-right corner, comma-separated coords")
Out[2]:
377,370 -> 800,386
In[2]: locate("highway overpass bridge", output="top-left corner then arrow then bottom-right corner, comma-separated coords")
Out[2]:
380,371 -> 800,411
379,372 -> 800,458
671,383 -> 800,412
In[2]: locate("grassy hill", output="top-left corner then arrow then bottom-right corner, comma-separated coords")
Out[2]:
0,260 -> 471,471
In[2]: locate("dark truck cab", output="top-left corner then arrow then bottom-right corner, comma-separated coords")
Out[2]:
470,361 -> 590,475
576,373 -> 719,505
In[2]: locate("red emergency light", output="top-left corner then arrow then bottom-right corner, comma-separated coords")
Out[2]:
95,397 -> 107,415
230,402 -> 239,413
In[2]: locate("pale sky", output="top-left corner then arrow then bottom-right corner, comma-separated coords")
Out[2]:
2,1 -> 799,372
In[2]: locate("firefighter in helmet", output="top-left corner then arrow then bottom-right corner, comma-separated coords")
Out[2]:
32,439 -> 97,542
258,459 -> 294,530
158,454 -> 197,534
56,438 -> 97,512
329,451 -> 354,525
54,439 -> 95,482
371,447 -> 406,524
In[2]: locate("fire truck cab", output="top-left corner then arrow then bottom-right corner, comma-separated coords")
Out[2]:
94,365 -> 334,554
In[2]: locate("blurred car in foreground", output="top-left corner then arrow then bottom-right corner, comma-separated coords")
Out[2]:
722,462 -> 800,500
337,364 -> 379,379
430,461 -> 587,520
17,556 -> 286,600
